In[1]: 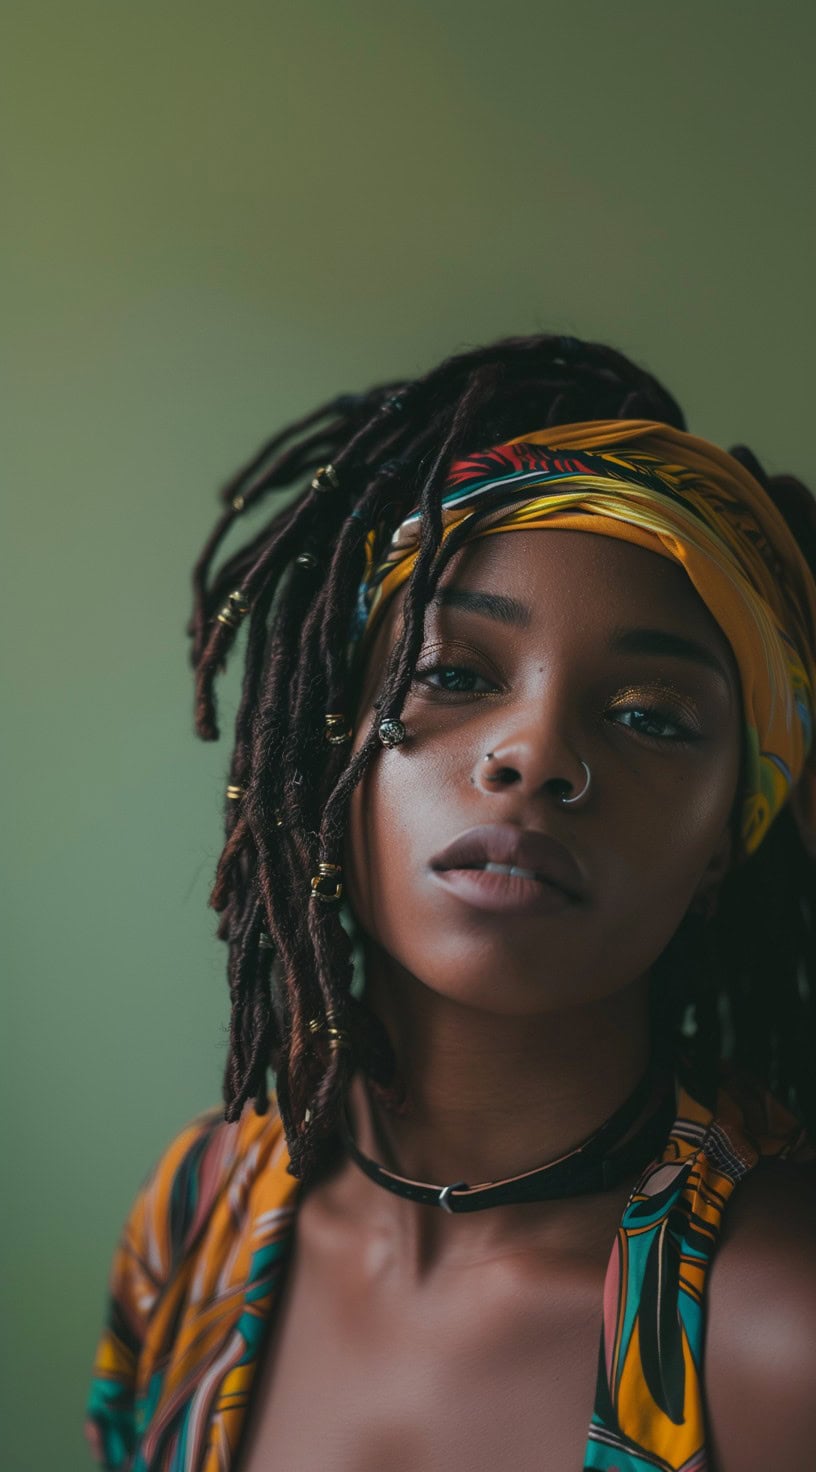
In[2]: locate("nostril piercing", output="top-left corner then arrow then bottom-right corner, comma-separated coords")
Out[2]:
483,753 -> 504,784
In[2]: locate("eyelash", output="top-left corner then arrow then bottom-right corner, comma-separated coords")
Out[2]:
411,663 -> 700,744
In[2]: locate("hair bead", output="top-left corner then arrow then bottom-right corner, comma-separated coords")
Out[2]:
309,861 -> 343,903
310,464 -> 340,493
377,718 -> 406,747
324,712 -> 352,744
323,1024 -> 351,1052
307,1008 -> 351,1052
216,589 -> 250,631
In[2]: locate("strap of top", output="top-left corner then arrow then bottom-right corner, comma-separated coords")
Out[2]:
583,1055 -> 815,1471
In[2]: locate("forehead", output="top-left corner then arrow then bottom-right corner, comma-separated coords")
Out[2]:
356,526 -> 741,696
446,528 -> 736,655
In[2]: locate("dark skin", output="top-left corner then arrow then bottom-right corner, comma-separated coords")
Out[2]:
238,530 -> 816,1472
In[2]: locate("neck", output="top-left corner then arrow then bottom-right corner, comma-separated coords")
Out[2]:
357,948 -> 656,1188
318,948 -> 667,1273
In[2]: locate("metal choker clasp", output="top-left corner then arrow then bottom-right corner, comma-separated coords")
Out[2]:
437,1181 -> 468,1213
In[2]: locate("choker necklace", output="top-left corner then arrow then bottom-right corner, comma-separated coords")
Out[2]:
340,1061 -> 677,1213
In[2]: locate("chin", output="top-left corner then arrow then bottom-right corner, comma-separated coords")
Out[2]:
373,949 -> 605,1018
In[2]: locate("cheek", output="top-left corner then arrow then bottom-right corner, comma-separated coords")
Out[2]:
343,781 -> 371,930
342,722 -> 477,973
599,740 -> 741,926
343,752 -> 425,939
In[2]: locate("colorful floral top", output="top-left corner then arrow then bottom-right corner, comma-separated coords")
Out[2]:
85,1060 -> 814,1471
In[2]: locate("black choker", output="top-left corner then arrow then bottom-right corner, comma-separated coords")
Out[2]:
340,1062 -> 676,1213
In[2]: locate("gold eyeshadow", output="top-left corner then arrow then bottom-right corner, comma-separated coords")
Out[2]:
610,682 -> 702,722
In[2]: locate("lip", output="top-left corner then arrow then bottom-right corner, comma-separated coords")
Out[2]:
432,866 -> 576,916
429,824 -> 587,902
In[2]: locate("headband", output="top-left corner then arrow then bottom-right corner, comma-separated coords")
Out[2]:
347,420 -> 816,859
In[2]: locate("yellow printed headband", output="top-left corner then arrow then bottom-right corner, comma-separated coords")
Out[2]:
348,420 -> 816,858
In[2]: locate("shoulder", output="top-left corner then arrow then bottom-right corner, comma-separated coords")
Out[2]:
85,1097 -> 289,1467
123,1095 -> 288,1278
704,1156 -> 816,1472
99,1096 -> 288,1355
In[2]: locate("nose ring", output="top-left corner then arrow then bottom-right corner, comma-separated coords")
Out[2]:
559,760 -> 592,805
483,754 -> 592,806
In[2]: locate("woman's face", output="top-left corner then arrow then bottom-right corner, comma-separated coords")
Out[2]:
344,529 -> 742,1017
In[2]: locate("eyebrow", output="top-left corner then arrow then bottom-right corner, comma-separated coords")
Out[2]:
431,587 -> 734,685
433,588 -> 532,628
609,626 -> 732,685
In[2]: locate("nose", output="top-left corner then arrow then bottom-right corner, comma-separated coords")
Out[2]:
473,720 -> 591,808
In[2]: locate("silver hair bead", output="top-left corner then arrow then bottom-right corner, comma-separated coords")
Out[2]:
377,718 -> 406,747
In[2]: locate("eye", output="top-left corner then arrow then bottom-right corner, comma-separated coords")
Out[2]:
607,704 -> 699,744
412,662 -> 497,696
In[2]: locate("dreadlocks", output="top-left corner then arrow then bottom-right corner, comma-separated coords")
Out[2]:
187,331 -> 816,1181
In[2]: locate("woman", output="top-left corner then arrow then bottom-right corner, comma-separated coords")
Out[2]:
86,333 -> 816,1471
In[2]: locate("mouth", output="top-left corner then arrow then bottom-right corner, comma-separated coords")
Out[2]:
460,861 -> 553,882
429,824 -> 587,904
431,863 -> 577,916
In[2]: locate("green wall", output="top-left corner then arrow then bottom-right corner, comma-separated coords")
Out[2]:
4,3 -> 815,1466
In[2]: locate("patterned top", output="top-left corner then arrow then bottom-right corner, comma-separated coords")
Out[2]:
85,1059 -> 814,1472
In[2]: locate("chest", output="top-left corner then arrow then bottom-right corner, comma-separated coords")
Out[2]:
237,1240 -> 606,1472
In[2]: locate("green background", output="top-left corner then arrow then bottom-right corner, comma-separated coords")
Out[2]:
4,3 -> 815,1467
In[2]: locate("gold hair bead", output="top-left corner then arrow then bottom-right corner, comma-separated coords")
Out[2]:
225,784 -> 245,800
307,1008 -> 351,1052
216,589 -> 250,631
310,464 -> 340,493
324,712 -> 353,744
231,494 -> 245,512
307,1008 -> 338,1034
324,1024 -> 351,1052
274,809 -> 285,827
310,861 -> 343,903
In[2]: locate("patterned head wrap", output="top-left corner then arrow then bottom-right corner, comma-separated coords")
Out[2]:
347,419 -> 816,859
